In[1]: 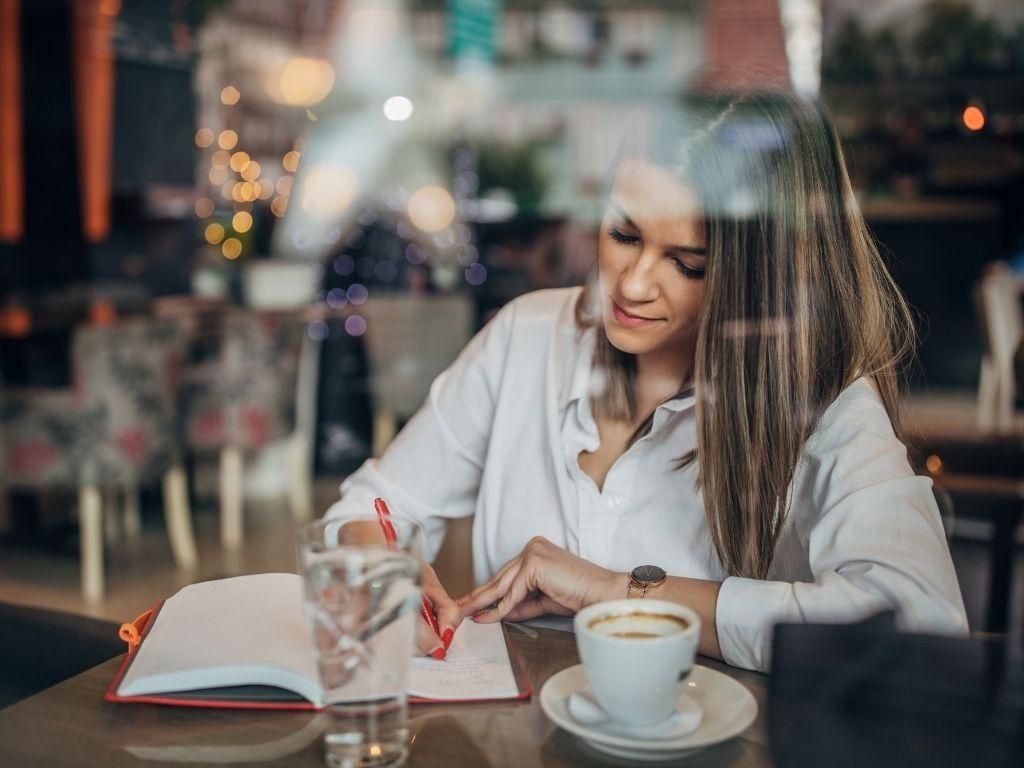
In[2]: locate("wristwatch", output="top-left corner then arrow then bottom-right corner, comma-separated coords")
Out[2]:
627,565 -> 666,599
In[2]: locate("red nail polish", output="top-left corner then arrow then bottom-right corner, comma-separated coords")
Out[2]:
443,628 -> 454,649
430,647 -> 446,661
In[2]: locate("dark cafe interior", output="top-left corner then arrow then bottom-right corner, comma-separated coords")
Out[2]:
1,1 -> 1023,766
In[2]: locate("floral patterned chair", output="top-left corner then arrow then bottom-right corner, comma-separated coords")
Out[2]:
0,319 -> 197,602
180,309 -> 309,550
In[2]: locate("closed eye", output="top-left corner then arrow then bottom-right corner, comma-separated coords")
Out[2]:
671,257 -> 705,281
607,226 -> 639,246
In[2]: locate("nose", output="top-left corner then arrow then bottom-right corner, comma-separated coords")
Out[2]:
617,248 -> 660,304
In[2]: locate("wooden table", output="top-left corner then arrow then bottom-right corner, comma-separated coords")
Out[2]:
0,625 -> 770,767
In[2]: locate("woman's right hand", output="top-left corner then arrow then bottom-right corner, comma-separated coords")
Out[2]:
414,563 -> 463,660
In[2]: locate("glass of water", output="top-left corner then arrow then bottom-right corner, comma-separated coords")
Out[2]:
297,515 -> 423,768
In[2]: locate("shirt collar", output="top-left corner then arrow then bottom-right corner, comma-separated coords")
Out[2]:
558,327 -> 696,415
558,327 -> 597,411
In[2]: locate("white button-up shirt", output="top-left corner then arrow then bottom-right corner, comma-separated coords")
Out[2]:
327,287 -> 968,671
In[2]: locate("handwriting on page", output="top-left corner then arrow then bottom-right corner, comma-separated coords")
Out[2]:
407,622 -> 519,700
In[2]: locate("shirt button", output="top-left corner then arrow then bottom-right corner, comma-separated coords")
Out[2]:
606,494 -> 622,510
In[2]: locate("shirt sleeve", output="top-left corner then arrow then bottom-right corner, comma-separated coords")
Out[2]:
714,383 -> 969,672
323,300 -> 517,562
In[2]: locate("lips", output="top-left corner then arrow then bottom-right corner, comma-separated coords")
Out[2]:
612,301 -> 659,328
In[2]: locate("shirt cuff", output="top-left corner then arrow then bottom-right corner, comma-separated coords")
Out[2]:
715,576 -> 796,672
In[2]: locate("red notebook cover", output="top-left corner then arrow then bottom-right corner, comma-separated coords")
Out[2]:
104,600 -> 531,710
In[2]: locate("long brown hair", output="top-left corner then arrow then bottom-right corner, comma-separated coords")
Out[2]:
578,92 -> 915,580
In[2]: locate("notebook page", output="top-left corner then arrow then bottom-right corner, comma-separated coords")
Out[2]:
118,573 -> 321,704
407,620 -> 519,700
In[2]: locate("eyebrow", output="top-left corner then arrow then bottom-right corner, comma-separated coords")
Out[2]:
609,199 -> 707,256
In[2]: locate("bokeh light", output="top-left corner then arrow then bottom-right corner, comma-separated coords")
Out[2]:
220,85 -> 240,105
194,197 -> 215,218
222,237 -> 242,259
282,151 -> 301,173
307,320 -> 329,342
408,185 -> 456,233
962,106 -> 985,132
271,196 -> 289,217
218,129 -> 238,150
229,151 -> 250,172
204,222 -> 225,244
257,178 -> 274,198
208,166 -> 229,185
925,454 -> 943,474
466,263 -> 488,286
345,314 -> 367,337
240,160 -> 261,182
277,58 -> 335,106
347,283 -> 369,305
326,287 -> 347,309
300,161 -> 358,219
211,149 -> 230,169
383,95 -> 414,122
276,175 -> 294,195
194,128 -> 214,148
333,254 -> 355,275
232,211 -> 253,233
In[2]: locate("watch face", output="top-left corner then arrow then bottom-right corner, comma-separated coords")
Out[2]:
631,565 -> 666,584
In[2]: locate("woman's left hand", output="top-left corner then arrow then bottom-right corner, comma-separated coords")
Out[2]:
456,536 -> 624,622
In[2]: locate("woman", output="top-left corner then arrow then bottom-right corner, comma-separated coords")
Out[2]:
326,92 -> 967,671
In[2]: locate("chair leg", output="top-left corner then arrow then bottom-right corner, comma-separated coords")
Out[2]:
287,432 -> 314,523
162,464 -> 198,570
103,488 -> 120,547
79,484 -> 104,604
220,446 -> 244,551
122,482 -> 141,542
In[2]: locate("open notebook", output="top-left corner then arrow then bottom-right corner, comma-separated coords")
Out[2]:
105,573 -> 530,709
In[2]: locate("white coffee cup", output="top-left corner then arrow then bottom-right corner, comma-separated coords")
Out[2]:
574,599 -> 700,727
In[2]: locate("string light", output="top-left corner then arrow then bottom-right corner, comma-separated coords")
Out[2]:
282,151 -> 301,173
232,211 -> 253,233
220,85 -> 240,105
271,196 -> 289,217
218,130 -> 238,150
204,222 -> 225,244
229,151 -> 250,172
194,197 -> 214,218
240,161 -> 261,182
222,237 -> 242,259
194,128 -> 214,148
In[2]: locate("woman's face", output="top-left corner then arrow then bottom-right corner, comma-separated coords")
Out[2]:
598,158 -> 708,360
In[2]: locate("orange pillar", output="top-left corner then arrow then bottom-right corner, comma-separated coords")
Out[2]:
71,0 -> 118,243
0,0 -> 23,243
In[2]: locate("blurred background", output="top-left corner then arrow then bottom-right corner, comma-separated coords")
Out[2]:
0,0 -> 1022,692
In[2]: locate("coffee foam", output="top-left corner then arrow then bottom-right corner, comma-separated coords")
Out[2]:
587,611 -> 689,638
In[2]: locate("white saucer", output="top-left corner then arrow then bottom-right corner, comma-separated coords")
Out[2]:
540,663 -> 758,762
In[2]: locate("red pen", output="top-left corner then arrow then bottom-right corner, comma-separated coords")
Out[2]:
373,497 -> 445,645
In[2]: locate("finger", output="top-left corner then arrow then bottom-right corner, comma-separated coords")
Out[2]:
460,561 -> 523,617
423,581 -> 464,650
456,558 -> 517,611
414,614 -> 445,660
505,593 -> 574,622
501,596 -> 549,623
476,569 -> 532,623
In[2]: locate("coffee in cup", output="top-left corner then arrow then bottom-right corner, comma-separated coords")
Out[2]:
574,599 -> 700,727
